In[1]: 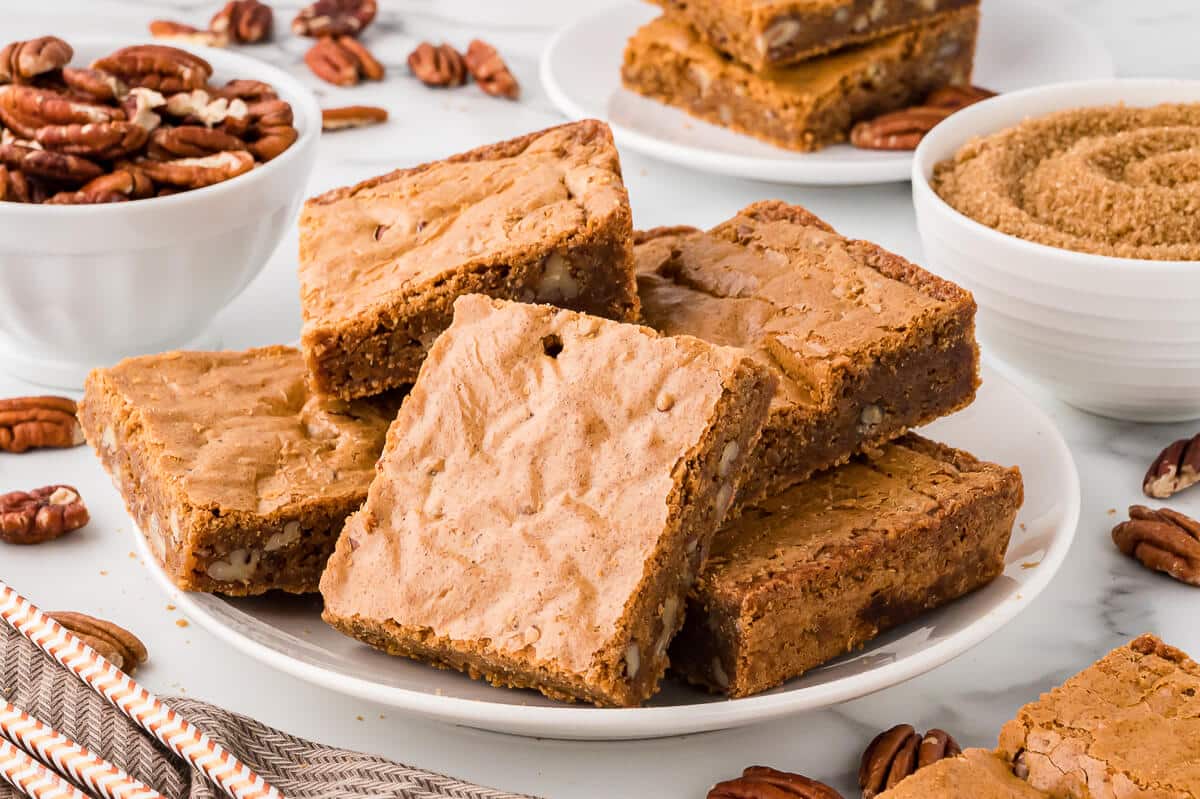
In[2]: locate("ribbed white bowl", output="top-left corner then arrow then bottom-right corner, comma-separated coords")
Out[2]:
913,79 -> 1200,422
0,39 -> 320,388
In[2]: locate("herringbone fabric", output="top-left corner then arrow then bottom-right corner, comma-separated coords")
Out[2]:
0,625 -> 538,799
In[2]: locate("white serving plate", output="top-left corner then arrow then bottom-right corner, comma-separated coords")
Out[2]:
540,0 -> 1113,185
137,364 -> 1079,740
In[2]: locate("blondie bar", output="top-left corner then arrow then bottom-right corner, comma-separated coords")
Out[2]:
299,120 -> 640,400
320,295 -> 776,707
79,347 -> 394,595
671,435 -> 1022,697
877,749 -> 1050,799
636,201 -> 978,510
998,635 -> 1200,799
621,7 -> 979,151
658,0 -> 980,71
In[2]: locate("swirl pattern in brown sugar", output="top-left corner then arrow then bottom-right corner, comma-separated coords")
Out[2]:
932,103 -> 1200,261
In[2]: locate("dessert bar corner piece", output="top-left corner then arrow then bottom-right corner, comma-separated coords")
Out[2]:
671,435 -> 1022,697
636,200 -> 979,509
299,119 -> 640,401
621,7 -> 979,152
659,0 -> 981,71
78,347 -> 393,596
320,295 -> 777,707
997,634 -> 1200,799
876,749 -> 1050,799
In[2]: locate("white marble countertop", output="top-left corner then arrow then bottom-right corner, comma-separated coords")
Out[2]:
4,2 -> 1200,797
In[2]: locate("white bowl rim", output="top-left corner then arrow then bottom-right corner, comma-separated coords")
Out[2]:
912,77 -> 1200,273
0,36 -> 321,217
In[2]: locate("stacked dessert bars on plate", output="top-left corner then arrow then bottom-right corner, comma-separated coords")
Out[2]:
79,119 -> 1023,706
622,0 -> 981,150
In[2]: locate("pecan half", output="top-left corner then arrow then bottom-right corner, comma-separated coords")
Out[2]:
149,125 -> 245,159
464,39 -> 519,100
247,124 -> 296,161
304,35 -> 383,86
36,120 -> 149,159
1113,505 -> 1200,587
0,85 -> 124,139
0,37 -> 73,85
0,485 -> 89,544
61,67 -> 128,103
0,165 -> 30,202
139,149 -> 254,188
0,395 -> 84,452
859,724 -> 961,798
148,20 -> 230,49
76,166 -> 154,199
851,85 -> 996,150
407,42 -> 467,88
46,612 -> 147,673
709,767 -> 844,799
210,0 -> 274,44
163,89 -> 248,128
321,104 -> 387,131
22,149 -> 104,183
1144,435 -> 1200,499
292,0 -> 377,37
92,45 -> 212,94
209,78 -> 277,102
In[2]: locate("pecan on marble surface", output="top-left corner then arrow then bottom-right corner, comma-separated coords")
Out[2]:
407,42 -> 467,88
463,39 -> 519,100
0,485 -> 89,545
1144,434 -> 1200,499
321,104 -> 388,131
304,35 -> 383,86
210,0 -> 274,44
0,396 -> 84,453
859,724 -> 961,798
148,20 -> 230,48
709,767 -> 844,799
1113,505 -> 1200,587
292,0 -> 377,37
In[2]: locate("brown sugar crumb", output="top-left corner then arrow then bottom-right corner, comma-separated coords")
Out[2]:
932,103 -> 1200,261
175,619 -> 189,628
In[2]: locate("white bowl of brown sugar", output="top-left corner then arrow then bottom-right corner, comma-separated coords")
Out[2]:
912,79 -> 1200,422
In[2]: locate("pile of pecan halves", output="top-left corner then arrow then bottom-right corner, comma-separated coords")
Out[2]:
0,36 -> 297,204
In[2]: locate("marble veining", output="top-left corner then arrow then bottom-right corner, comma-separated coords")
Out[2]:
3,2 -> 1199,798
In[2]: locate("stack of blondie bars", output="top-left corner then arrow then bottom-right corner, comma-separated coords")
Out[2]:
622,0 -> 981,150
79,118 -> 1022,707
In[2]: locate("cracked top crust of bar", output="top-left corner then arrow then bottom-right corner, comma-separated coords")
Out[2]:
877,749 -> 1049,799
700,435 -> 1018,596
320,295 -> 765,675
299,119 -> 630,330
999,634 -> 1200,798
82,347 -> 394,515
636,200 -> 974,417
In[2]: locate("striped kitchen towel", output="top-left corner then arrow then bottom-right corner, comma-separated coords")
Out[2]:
0,624 -> 537,799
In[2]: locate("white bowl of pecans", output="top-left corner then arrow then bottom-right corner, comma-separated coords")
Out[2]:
0,36 -> 319,388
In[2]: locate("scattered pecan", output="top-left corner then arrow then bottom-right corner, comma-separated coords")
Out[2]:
292,0 -> 377,37
321,104 -> 387,131
139,149 -> 254,188
407,42 -> 467,88
148,20 -> 230,49
0,37 -> 73,85
210,0 -> 274,44
709,767 -> 844,799
851,85 -> 996,150
1144,435 -> 1200,499
0,485 -> 89,545
46,611 -> 147,673
92,45 -> 213,94
464,39 -> 519,100
1113,505 -> 1200,587
149,125 -> 245,159
304,35 -> 383,86
61,67 -> 128,103
859,724 -> 961,798
36,120 -> 149,159
0,395 -> 84,452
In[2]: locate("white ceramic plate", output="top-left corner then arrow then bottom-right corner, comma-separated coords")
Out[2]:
540,0 -> 1114,185
138,364 -> 1079,740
